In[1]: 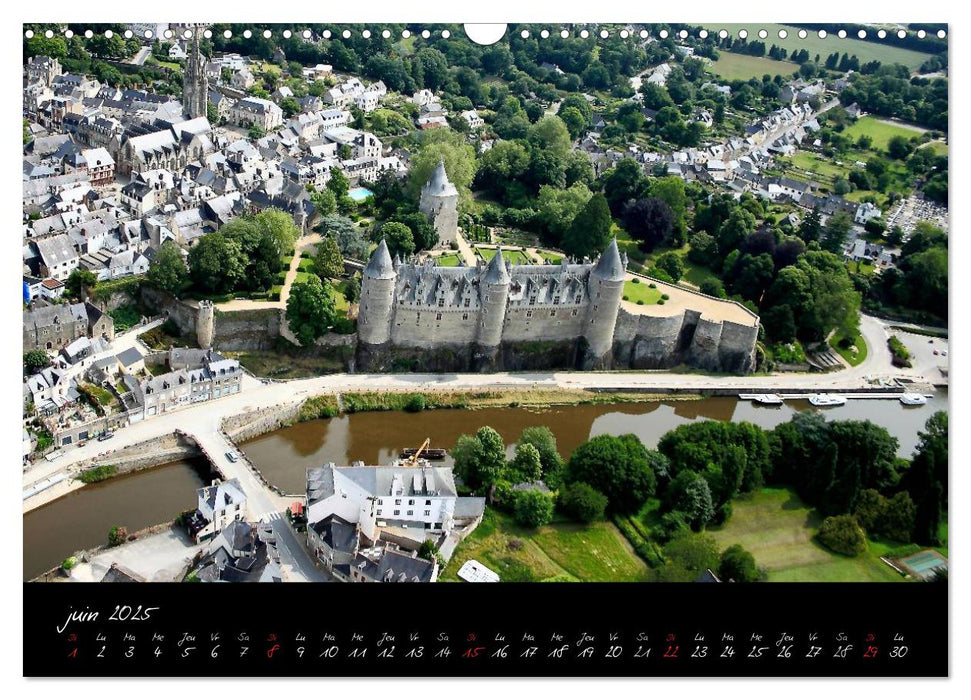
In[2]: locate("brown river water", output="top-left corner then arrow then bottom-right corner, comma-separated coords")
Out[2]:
23,393 -> 946,580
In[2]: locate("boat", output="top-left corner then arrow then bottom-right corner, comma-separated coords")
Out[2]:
808,394 -> 847,407
899,393 -> 928,406
752,394 -> 784,405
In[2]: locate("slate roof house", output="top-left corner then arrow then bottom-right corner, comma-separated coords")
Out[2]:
23,301 -> 114,351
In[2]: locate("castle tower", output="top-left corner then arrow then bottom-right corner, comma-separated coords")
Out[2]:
582,239 -> 627,367
419,159 -> 459,248
196,299 -> 215,348
183,29 -> 209,120
358,239 -> 396,346
477,247 -> 510,347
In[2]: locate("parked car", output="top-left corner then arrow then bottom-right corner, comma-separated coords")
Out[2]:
225,451 -> 239,463
97,432 -> 114,442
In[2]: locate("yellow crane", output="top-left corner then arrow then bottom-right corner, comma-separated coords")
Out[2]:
407,438 -> 431,466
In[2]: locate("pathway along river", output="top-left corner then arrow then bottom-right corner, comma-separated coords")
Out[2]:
23,393 -> 946,580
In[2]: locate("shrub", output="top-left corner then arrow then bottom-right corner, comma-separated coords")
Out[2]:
648,282 -> 657,289
560,482 -> 608,523
78,465 -> 117,484
637,299 -> 644,305
661,293 -> 670,300
512,489 -> 555,528
404,394 -> 427,412
632,278 -> 640,284
718,544 -> 759,582
623,295 -> 630,301
817,515 -> 867,557
888,335 -> 912,367
61,556 -> 77,571
107,525 -> 128,547
298,395 -> 340,421
657,299 -> 665,305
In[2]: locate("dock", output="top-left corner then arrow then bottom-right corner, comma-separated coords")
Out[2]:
738,392 -> 932,401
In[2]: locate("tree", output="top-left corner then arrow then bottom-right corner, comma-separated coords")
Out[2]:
562,193 -> 612,259
313,236 -> 344,279
513,489 -> 555,528
817,515 -> 867,556
321,215 -> 369,259
379,221 -> 415,259
905,411 -> 947,544
660,533 -> 721,580
567,434 -> 657,514
517,426 -> 564,481
452,426 -> 507,494
326,168 -> 350,200
666,471 -> 715,530
23,349 -> 50,373
310,187 -> 337,218
887,135 -> 915,160
602,159 -> 646,216
417,539 -> 439,561
718,544 -> 759,582
654,252 -> 685,282
343,276 -> 361,304
285,275 -> 337,346
622,197 -> 674,252
798,207 -> 823,244
188,232 -> 245,294
65,268 -> 97,299
558,105 -> 587,139
146,240 -> 188,296
559,482 -> 608,523
528,116 -> 573,158
507,443 -> 542,485
821,211 -> 853,253
535,183 -> 592,243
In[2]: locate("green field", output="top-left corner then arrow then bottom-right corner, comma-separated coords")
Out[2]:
705,24 -> 936,71
920,140 -> 948,156
708,488 -> 902,582
440,509 -> 650,582
843,116 -> 926,150
623,279 -> 662,305
711,52 -> 799,81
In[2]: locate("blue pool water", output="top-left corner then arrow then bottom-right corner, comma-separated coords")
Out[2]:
347,187 -> 374,202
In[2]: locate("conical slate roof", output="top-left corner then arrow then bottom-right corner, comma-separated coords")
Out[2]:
590,238 -> 626,281
484,247 -> 510,284
425,159 -> 457,196
364,239 -> 395,279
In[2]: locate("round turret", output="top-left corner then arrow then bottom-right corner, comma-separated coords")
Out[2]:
583,238 -> 627,365
196,299 -> 215,348
477,247 -> 511,347
358,239 -> 396,345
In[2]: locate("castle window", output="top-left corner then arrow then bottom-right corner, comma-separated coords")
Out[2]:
529,296 -> 536,305
526,310 -> 533,319
436,312 -> 443,321
462,313 -> 468,320
575,295 -> 582,304
438,298 -> 444,307
394,510 -> 400,516
424,510 -> 431,516
572,309 -> 579,316
464,299 -> 470,307
553,296 -> 560,305
550,310 -> 556,317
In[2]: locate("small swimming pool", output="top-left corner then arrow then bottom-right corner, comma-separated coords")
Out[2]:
347,187 -> 374,202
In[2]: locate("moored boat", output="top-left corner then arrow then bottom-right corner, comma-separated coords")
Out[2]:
808,394 -> 847,407
899,393 -> 928,406
752,394 -> 784,405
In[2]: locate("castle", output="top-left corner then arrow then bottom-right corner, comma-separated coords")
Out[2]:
358,238 -> 627,370
419,159 -> 458,248
357,239 -> 760,374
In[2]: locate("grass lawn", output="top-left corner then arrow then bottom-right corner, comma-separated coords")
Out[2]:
476,247 -> 532,265
623,279 -> 663,305
830,328 -> 869,367
704,24 -> 936,71
920,140 -> 948,156
294,271 -> 314,284
439,509 -> 650,582
843,116 -> 926,151
710,53 -> 799,81
539,250 -> 564,264
329,280 -> 350,312
435,254 -> 461,267
708,488 -> 902,582
297,257 -> 315,273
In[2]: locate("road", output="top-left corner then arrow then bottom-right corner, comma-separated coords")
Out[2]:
24,310 -> 945,498
54,318 -> 164,384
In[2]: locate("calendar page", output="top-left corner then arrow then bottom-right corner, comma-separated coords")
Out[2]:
20,19 -> 948,678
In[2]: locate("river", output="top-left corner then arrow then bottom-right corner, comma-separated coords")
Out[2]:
240,392 -> 948,495
23,458 -> 210,581
23,393 -> 946,580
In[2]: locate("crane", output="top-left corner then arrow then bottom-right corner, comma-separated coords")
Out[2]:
407,438 -> 431,466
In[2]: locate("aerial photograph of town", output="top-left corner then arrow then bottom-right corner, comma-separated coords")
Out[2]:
21,22 -> 948,587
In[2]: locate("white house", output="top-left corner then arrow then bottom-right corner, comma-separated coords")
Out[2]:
855,201 -> 882,226
188,478 -> 248,542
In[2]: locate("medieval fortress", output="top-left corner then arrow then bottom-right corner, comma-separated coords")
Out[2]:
362,160 -> 754,373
